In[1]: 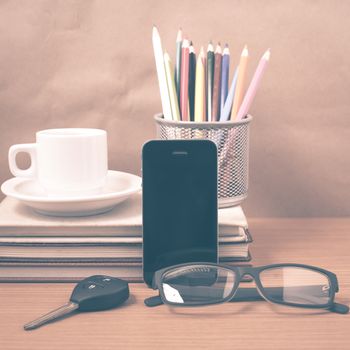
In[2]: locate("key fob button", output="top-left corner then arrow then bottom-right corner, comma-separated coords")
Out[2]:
82,283 -> 103,290
94,276 -> 112,283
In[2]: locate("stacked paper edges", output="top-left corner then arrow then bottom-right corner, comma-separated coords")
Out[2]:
0,193 -> 252,282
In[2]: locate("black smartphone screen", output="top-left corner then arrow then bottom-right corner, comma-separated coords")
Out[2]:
142,140 -> 218,286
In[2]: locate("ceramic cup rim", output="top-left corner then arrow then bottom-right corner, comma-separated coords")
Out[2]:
36,128 -> 106,138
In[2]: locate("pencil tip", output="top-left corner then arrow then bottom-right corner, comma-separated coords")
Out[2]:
263,49 -> 271,60
164,51 -> 170,60
152,26 -> 159,37
215,44 -> 222,54
242,45 -> 249,56
182,38 -> 189,47
176,28 -> 183,41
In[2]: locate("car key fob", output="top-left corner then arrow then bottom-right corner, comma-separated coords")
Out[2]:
71,275 -> 130,311
24,275 -> 129,330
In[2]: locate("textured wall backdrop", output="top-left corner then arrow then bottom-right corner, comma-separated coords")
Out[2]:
0,0 -> 349,217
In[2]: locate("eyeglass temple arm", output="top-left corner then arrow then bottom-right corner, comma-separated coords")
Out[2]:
144,294 -> 164,307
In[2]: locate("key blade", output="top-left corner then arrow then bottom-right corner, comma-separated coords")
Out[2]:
24,302 -> 79,330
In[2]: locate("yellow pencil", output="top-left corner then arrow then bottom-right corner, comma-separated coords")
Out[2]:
194,47 -> 205,122
164,52 -> 181,121
231,45 -> 249,120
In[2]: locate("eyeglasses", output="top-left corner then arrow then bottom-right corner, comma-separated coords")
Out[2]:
144,262 -> 349,314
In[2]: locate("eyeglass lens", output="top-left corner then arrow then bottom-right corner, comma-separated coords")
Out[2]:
259,266 -> 331,306
161,265 -> 236,305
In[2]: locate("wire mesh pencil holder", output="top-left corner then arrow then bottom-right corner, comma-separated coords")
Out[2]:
154,114 -> 252,208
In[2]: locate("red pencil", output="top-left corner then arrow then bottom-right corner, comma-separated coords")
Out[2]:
180,39 -> 190,121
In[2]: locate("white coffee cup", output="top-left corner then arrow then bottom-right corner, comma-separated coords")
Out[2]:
8,128 -> 108,196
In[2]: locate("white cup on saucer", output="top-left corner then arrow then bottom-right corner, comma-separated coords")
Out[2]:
8,128 -> 108,197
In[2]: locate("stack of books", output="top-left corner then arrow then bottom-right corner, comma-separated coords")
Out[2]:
0,193 -> 252,282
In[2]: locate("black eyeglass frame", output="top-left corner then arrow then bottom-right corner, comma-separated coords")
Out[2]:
150,262 -> 346,312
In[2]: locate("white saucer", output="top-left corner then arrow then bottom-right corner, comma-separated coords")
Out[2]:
1,170 -> 142,217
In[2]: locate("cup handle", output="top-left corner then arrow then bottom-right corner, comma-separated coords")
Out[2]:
8,144 -> 37,177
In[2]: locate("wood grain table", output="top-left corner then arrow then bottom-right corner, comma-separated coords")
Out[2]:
0,219 -> 349,350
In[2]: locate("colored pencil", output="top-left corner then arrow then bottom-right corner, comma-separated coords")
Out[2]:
180,39 -> 190,121
202,54 -> 207,121
206,42 -> 214,122
152,26 -> 172,120
164,52 -> 181,121
236,49 -> 271,121
194,47 -> 206,122
174,28 -> 182,109
231,45 -> 249,120
188,42 -> 196,121
220,67 -> 238,122
220,44 -> 230,117
211,43 -> 222,121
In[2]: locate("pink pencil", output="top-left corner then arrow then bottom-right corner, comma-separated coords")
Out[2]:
180,39 -> 190,121
236,49 -> 270,121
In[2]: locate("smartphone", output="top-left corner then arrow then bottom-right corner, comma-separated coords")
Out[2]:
142,140 -> 218,286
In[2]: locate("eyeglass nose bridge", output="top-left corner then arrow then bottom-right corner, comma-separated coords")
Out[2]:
238,272 -> 254,281
235,268 -> 264,290
236,266 -> 257,280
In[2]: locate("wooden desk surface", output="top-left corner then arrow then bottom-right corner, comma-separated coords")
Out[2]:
1,218 -> 349,350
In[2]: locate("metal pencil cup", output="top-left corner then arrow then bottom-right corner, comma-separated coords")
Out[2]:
154,114 -> 252,208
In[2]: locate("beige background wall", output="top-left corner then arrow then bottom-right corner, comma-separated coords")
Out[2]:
0,0 -> 349,217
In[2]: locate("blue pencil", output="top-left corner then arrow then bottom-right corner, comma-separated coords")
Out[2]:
220,67 -> 238,122
220,44 -> 230,117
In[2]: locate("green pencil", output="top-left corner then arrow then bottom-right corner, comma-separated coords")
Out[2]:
189,42 -> 196,121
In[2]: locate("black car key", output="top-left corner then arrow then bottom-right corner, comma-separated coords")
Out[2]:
24,275 -> 129,330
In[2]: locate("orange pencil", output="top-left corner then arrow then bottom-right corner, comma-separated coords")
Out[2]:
180,39 -> 190,121
231,45 -> 249,119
